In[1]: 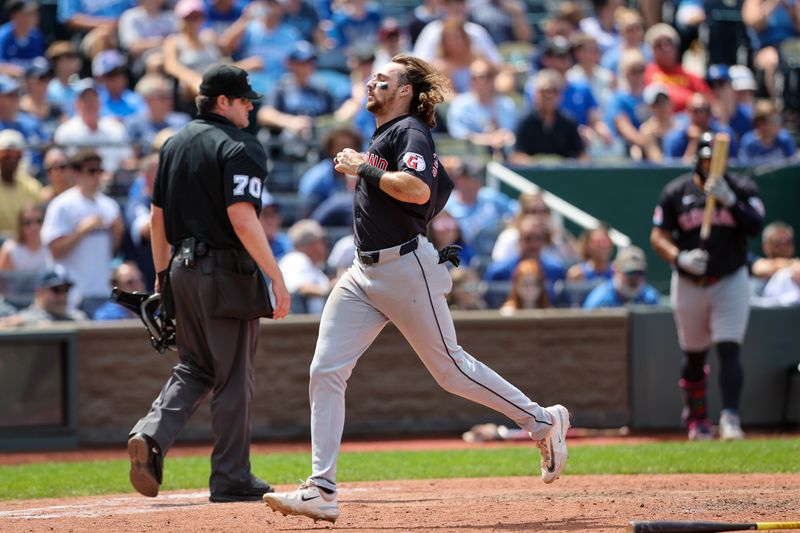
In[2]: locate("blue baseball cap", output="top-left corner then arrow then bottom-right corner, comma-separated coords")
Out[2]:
0,74 -> 21,94
706,64 -> 730,84
38,266 -> 74,289
25,56 -> 52,79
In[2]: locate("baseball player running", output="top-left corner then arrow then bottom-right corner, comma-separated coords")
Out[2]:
650,132 -> 764,441
263,55 -> 570,523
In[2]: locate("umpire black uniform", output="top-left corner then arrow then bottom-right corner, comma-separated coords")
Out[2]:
128,65 -> 286,502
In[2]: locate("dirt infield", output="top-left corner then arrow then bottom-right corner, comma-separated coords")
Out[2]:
1,473 -> 798,532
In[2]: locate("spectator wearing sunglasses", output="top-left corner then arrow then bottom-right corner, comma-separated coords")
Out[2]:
92,262 -> 146,320
738,99 -> 798,165
662,92 -> 737,164
41,149 -> 124,317
0,267 -> 86,327
0,202 -> 50,273
583,246 -> 660,309
40,147 -> 75,202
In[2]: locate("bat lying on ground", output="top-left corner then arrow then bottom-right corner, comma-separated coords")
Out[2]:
627,520 -> 800,533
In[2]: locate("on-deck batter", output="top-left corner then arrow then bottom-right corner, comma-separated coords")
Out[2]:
263,54 -> 570,523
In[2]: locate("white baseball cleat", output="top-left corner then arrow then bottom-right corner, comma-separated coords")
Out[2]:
263,481 -> 339,523
536,404 -> 570,484
719,410 -> 745,440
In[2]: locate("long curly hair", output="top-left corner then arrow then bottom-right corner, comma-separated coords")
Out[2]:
392,54 -> 450,128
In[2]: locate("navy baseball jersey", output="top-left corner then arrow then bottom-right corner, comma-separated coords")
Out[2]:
354,114 -> 453,250
652,172 -> 764,279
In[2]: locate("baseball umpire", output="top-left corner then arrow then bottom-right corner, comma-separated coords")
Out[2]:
263,54 -> 570,524
127,64 -> 290,502
650,131 -> 764,441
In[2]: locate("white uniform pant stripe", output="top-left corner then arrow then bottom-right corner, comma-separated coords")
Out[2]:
308,237 -> 551,491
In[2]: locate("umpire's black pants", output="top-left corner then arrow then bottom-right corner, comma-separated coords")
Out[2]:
130,250 -> 260,495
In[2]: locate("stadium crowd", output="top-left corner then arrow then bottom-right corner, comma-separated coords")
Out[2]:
0,0 -> 799,324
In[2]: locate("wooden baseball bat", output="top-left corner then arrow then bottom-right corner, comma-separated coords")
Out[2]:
699,132 -> 731,249
627,520 -> 800,532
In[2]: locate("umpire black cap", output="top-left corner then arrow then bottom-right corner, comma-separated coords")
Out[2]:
697,131 -> 714,160
199,64 -> 262,100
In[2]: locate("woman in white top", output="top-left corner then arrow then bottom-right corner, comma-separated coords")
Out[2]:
0,203 -> 51,272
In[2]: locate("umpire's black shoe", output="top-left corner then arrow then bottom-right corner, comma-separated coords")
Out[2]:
127,433 -> 163,497
209,476 -> 274,503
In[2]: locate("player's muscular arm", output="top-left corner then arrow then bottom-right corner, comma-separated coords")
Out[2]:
650,227 -> 680,265
334,147 -> 431,204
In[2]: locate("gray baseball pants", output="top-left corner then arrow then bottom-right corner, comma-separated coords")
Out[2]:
308,236 -> 553,491
130,252 -> 260,495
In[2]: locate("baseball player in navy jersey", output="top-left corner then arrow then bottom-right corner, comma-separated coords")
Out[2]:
263,54 -> 570,523
650,132 -> 764,441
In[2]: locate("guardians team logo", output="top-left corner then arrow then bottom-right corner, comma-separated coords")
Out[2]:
402,152 -> 426,171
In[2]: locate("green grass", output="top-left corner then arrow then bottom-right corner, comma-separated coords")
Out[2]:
1,438 -> 798,501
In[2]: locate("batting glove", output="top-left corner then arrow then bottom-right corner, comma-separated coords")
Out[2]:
704,178 -> 736,207
438,245 -> 462,267
677,249 -> 710,276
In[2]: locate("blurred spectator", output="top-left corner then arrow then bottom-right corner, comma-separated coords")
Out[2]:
729,65 -> 758,108
568,33 -> 614,108
446,58 -> 517,159
484,214 -> 566,301
759,260 -> 800,306
279,219 -> 331,314
499,258 -> 550,315
604,49 -> 649,156
373,18 -> 409,71
662,92 -> 738,164
413,0 -> 502,64
743,0 -> 800,100
431,17 -> 485,95
578,0 -> 623,55
118,0 -> 176,73
468,0 -> 532,45
751,221 -> 796,279
298,126 -> 362,214
638,83 -> 677,163
122,153 -> 158,289
427,210 -> 477,268
92,262 -> 146,320
492,192 -> 579,265
643,23 -> 711,112
408,0 -> 441,45
19,57 -> 63,142
542,9 -> 580,42
566,224 -> 614,282
259,191 -> 293,261
256,40 -> 335,137
333,47 -> 376,141
0,129 -> 42,236
45,41 -> 82,115
40,146 -> 74,201
126,74 -> 190,156
220,0 -> 302,95
600,7 -> 652,75
325,0 -> 382,53
510,69 -> 585,163
0,267 -> 86,326
54,79 -> 134,173
443,156 -> 515,251
204,0 -> 244,38
312,173 -> 355,227
281,0 -> 323,44
446,266 -> 487,310
41,149 -> 124,316
583,245 -> 660,308
739,99 -> 798,164
58,0 -> 134,33
706,64 -> 754,143
93,49 -> 146,119
0,73 -> 48,172
0,202 -> 50,272
0,0 -> 45,77
163,0 -> 222,99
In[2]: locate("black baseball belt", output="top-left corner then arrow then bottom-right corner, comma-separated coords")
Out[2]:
357,236 -> 419,266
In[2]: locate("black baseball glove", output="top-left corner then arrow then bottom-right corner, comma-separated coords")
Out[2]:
438,244 -> 462,267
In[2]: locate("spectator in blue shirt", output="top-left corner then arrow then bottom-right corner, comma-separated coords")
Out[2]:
662,92 -> 738,163
298,127 -> 362,215
281,0 -> 323,44
600,7 -> 652,75
58,0 -> 135,34
45,41 -> 81,115
93,263 -> 145,321
739,99 -> 798,164
604,49 -> 649,155
484,215 -> 566,302
706,64 -> 753,143
0,74 -> 48,175
0,0 -> 45,77
125,74 -> 190,156
92,49 -> 146,119
259,191 -> 293,261
326,0 -> 382,53
204,0 -> 244,37
121,153 -> 157,289
583,246 -> 661,309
